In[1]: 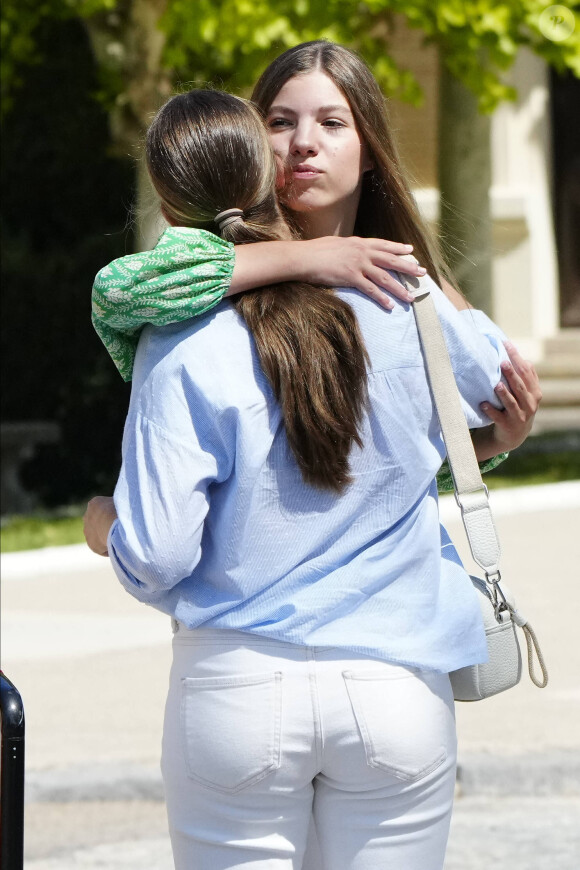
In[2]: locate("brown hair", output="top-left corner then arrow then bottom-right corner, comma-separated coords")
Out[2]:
146,89 -> 368,493
252,40 -> 449,285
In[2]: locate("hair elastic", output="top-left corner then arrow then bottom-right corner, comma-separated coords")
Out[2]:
214,208 -> 244,231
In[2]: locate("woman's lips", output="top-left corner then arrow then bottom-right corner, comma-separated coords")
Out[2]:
292,165 -> 322,177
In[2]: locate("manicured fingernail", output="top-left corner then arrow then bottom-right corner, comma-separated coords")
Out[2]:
501,361 -> 512,371
481,403 -> 489,411
417,267 -> 427,275
404,244 -> 413,251
496,383 -> 505,392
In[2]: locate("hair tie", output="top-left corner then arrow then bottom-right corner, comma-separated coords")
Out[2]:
214,208 -> 244,231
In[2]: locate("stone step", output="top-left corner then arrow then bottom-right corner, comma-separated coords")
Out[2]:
536,356 -> 580,377
537,377 -> 580,406
536,330 -> 580,378
538,330 -> 580,373
543,330 -> 580,356
531,338 -> 580,430
531,406 -> 580,435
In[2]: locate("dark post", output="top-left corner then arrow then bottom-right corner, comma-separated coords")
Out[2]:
0,672 -> 25,870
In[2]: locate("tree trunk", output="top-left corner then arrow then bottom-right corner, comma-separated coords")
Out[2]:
437,59 -> 493,314
83,0 -> 172,251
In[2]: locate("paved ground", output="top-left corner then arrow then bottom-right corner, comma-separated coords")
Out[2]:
2,481 -> 580,869
19,797 -> 580,869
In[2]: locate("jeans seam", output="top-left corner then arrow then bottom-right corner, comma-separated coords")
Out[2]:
308,649 -> 324,767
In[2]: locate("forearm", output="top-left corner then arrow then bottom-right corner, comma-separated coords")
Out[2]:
83,496 -> 117,556
228,236 -> 425,303
228,241 -> 311,294
470,425 -> 511,462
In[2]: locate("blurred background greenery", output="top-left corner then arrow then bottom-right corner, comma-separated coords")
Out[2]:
1,2 -> 579,549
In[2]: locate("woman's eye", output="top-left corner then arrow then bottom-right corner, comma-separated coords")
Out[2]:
268,118 -> 291,128
322,119 -> 346,129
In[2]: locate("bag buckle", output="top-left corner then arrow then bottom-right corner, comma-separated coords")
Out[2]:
484,569 -> 510,620
454,483 -> 489,511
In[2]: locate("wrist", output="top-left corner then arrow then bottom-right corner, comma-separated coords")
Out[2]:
275,239 -> 311,284
230,240 -> 306,293
101,513 -> 116,551
471,424 -> 508,462
290,238 -> 321,283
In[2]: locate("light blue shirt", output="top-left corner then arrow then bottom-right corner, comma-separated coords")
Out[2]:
109,279 -> 508,672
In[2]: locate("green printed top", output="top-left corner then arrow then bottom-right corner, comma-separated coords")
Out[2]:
92,227 -> 234,382
91,226 -> 507,491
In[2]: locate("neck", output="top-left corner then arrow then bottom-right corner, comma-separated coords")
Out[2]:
294,203 -> 358,240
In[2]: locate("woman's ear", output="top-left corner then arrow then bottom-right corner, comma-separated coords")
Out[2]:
362,146 -> 375,175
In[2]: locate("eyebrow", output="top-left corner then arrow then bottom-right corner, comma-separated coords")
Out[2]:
268,103 -> 353,116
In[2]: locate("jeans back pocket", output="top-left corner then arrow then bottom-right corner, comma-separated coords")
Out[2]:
343,669 -> 452,783
181,671 -> 282,794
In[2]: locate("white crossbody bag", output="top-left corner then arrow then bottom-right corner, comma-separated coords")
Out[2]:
402,266 -> 548,701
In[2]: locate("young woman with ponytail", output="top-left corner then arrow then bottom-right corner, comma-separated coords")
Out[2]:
84,43 -> 540,870
146,89 -> 369,493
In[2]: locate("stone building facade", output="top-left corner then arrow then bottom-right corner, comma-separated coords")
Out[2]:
387,27 -> 579,431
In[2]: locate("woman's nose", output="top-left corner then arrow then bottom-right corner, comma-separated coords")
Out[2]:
290,124 -> 318,156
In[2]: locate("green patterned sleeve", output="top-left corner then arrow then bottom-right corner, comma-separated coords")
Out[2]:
436,450 -> 509,493
91,227 -> 235,380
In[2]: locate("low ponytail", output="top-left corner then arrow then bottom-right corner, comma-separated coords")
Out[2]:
146,89 -> 369,493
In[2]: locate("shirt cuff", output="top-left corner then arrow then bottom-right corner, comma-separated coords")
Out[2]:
436,451 -> 509,493
107,520 -> 146,592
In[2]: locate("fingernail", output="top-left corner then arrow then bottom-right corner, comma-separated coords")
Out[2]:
501,361 -> 512,371
417,267 -> 427,275
496,382 -> 505,392
404,244 -> 413,251
481,403 -> 489,411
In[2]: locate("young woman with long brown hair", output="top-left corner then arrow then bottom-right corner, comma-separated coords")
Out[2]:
85,78 -> 527,869
91,42 -> 539,469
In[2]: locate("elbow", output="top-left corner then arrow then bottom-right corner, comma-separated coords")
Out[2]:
110,526 -> 201,595
129,550 -> 201,594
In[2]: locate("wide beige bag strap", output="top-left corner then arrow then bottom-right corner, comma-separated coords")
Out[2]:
400,265 -> 501,579
400,263 -> 548,688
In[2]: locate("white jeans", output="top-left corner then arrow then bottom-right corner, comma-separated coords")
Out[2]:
161,627 -> 457,870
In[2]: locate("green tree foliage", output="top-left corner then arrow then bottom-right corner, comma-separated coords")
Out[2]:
159,0 -> 422,103
1,2 -> 578,508
2,1 -> 578,119
1,1 -> 115,114
1,16 -> 133,507
392,0 -> 580,110
162,0 -> 579,110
